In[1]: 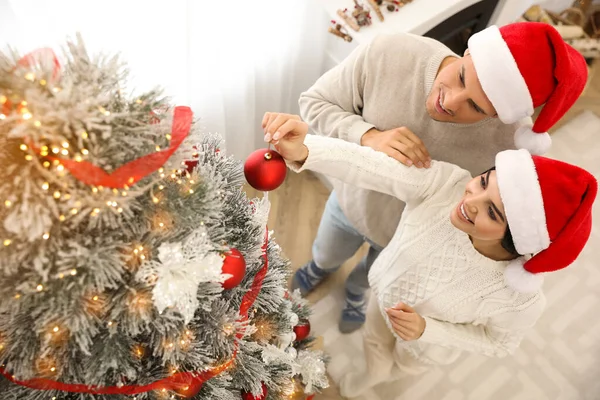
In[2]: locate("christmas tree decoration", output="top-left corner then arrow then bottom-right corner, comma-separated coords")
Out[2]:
293,320 -> 312,342
221,247 -> 247,289
241,382 -> 268,400
243,148 -> 287,191
0,36 -> 328,399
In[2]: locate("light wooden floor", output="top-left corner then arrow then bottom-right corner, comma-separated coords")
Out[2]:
243,60 -> 600,400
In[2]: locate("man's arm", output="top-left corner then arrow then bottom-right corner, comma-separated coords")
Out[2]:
298,42 -> 375,145
297,36 -> 431,168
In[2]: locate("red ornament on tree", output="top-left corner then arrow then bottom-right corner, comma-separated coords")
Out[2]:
241,382 -> 268,400
244,148 -> 286,191
293,320 -> 311,342
221,248 -> 246,290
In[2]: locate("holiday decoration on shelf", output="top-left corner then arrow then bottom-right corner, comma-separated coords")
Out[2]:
337,8 -> 361,31
293,320 -> 312,342
329,20 -> 353,42
244,147 -> 287,191
0,35 -> 328,399
330,0 -> 416,41
367,0 -> 385,21
352,0 -> 372,27
241,382 -> 268,400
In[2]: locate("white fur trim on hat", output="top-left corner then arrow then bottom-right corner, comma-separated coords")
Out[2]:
468,26 -> 534,124
514,125 -> 552,155
495,149 -> 551,255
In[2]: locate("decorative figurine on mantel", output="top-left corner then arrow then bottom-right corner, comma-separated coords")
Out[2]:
328,20 -> 354,42
352,0 -> 372,27
330,0 -> 418,41
336,7 -> 361,31
367,0 -> 385,21
376,0 -> 412,12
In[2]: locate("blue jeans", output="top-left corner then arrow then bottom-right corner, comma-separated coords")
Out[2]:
313,191 -> 382,296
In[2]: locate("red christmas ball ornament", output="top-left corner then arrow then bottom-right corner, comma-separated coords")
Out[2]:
184,159 -> 198,174
221,248 -> 246,290
241,382 -> 268,400
293,320 -> 311,341
244,148 -> 286,191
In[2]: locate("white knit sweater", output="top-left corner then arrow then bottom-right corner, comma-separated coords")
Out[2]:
291,135 -> 546,364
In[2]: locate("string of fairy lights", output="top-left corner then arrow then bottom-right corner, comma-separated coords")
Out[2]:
0,63 -> 316,400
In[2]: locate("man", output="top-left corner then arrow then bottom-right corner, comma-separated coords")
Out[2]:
283,22 -> 587,333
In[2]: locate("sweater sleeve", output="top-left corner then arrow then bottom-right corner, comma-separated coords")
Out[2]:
418,293 -> 546,358
288,135 -> 465,204
298,40 -> 376,145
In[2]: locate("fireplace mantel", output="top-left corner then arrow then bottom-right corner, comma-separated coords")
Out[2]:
321,0 -> 533,70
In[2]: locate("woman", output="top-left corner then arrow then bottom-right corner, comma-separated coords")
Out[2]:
262,112 -> 597,396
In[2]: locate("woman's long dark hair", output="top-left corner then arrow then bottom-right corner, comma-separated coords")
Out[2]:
483,167 -> 521,257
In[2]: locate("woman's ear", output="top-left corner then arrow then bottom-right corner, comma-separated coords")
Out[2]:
464,49 -> 470,57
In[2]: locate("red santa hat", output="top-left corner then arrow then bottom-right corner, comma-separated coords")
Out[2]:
468,22 -> 588,155
495,149 -> 597,293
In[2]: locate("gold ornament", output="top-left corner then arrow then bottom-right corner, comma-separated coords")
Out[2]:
287,377 -> 313,400
251,316 -> 277,343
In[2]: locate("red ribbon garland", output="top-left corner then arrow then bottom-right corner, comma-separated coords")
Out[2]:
15,48 -> 61,81
1,229 -> 270,397
50,105 -> 193,188
16,48 -> 193,189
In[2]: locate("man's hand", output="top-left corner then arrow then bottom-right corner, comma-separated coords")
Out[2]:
262,112 -> 309,162
361,127 -> 431,168
385,302 -> 426,341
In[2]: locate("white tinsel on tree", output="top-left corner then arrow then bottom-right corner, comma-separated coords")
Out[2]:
0,35 -> 328,399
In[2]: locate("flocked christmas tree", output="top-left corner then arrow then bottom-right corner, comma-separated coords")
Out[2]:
0,35 -> 328,400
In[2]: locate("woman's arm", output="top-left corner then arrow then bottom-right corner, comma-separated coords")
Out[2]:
290,134 -> 463,204
416,294 -> 546,358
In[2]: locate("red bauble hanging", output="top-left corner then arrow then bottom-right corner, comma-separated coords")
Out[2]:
221,248 -> 246,290
184,159 -> 198,174
241,382 -> 268,400
243,148 -> 286,191
293,320 -> 311,342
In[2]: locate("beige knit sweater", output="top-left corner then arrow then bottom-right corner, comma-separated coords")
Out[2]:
290,135 -> 546,364
299,33 -> 525,247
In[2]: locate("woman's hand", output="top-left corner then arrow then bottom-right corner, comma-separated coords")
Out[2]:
262,112 -> 309,162
385,302 -> 426,341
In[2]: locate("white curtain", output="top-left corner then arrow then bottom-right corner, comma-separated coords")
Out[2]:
0,0 -> 329,159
